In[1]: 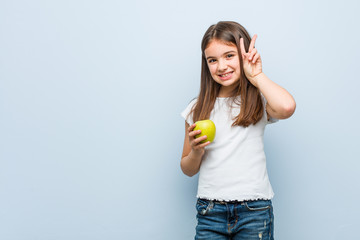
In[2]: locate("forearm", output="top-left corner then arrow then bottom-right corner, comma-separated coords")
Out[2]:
180,151 -> 203,177
253,73 -> 296,119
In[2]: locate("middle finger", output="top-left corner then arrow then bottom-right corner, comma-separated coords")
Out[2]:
248,34 -> 257,52
189,129 -> 201,138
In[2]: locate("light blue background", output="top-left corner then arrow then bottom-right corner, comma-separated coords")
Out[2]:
1,0 -> 359,239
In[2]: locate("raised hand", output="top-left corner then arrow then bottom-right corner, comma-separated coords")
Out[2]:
240,34 -> 262,86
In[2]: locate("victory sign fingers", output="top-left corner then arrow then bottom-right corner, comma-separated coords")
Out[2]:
240,34 -> 257,55
239,34 -> 263,84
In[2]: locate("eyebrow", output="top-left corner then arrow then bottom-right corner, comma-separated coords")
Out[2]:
206,51 -> 237,60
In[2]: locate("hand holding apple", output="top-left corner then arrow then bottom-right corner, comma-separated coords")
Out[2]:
193,120 -> 216,143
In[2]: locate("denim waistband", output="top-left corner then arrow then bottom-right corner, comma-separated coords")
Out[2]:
198,198 -> 271,205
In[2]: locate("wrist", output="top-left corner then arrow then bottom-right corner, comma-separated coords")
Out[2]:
190,148 -> 204,160
251,72 -> 265,88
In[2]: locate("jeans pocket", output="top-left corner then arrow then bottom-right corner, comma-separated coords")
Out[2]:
196,199 -> 214,216
244,200 -> 271,211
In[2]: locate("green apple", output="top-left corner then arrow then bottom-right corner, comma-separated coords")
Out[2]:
193,120 -> 216,143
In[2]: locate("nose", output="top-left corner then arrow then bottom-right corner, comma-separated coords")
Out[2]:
217,59 -> 227,72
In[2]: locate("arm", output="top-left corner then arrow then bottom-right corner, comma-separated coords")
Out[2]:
253,73 -> 296,119
180,122 -> 210,177
240,35 -> 296,119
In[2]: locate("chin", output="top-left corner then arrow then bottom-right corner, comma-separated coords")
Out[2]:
220,79 -> 237,86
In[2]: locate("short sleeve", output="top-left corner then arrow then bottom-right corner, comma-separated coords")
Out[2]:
261,94 -> 279,124
180,98 -> 197,125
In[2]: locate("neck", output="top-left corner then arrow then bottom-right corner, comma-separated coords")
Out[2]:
218,85 -> 237,98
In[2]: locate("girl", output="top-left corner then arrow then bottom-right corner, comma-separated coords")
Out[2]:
180,21 -> 296,240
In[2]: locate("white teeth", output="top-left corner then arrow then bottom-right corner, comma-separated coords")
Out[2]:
220,72 -> 231,77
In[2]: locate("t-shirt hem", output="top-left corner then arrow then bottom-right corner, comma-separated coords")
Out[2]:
196,193 -> 274,202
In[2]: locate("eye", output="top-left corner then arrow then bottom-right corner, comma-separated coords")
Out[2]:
226,54 -> 234,58
208,59 -> 216,64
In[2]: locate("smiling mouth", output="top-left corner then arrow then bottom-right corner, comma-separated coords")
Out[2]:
218,72 -> 234,81
219,72 -> 233,77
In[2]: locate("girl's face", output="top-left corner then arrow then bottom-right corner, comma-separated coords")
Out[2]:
204,40 -> 241,97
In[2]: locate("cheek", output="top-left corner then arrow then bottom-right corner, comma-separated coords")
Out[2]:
208,65 -> 217,76
231,59 -> 241,70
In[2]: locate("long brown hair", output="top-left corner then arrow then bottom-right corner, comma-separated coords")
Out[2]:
191,21 -> 264,127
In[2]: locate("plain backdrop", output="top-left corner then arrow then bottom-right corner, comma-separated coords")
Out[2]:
1,0 -> 360,239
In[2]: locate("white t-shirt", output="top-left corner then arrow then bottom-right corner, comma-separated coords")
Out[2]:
181,96 -> 277,201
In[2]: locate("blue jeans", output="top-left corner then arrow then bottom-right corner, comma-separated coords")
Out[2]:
195,198 -> 274,240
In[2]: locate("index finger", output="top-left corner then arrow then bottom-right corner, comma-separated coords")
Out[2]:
188,123 -> 196,132
248,34 -> 257,52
